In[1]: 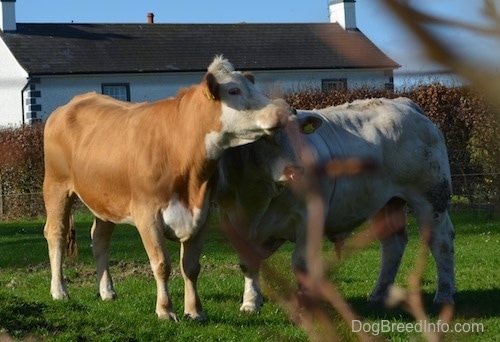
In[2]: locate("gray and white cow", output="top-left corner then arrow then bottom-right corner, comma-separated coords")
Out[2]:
216,97 -> 455,313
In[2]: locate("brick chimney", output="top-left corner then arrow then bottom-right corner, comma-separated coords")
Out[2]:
0,0 -> 16,32
147,12 -> 154,24
328,0 -> 356,30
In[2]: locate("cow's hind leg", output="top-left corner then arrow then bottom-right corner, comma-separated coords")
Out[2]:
415,208 -> 455,304
180,221 -> 209,321
368,197 -> 408,304
91,218 -> 117,300
43,183 -> 75,299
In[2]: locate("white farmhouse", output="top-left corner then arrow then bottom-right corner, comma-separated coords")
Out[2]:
0,0 -> 399,126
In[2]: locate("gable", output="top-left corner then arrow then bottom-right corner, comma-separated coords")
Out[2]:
0,23 -> 399,75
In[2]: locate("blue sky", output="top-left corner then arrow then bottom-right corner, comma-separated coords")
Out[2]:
14,0 -> 500,73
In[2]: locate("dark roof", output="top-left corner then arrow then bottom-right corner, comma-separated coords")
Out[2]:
1,23 -> 399,75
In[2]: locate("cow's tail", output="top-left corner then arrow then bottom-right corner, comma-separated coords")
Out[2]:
66,214 -> 78,258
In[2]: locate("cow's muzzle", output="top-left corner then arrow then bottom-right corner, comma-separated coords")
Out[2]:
280,165 -> 305,182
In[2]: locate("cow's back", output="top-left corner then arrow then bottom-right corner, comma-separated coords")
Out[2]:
305,97 -> 451,230
313,97 -> 449,184
45,92 -> 138,157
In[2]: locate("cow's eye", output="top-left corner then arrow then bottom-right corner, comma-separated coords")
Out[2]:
228,87 -> 241,96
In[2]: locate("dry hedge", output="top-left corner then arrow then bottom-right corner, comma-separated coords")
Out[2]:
0,84 -> 498,219
0,124 -> 45,219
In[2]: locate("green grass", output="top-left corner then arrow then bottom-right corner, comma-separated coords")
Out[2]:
0,210 -> 498,341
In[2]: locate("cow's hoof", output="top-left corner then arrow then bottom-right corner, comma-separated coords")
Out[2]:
51,290 -> 69,300
184,312 -> 208,323
433,293 -> 455,306
99,290 -> 117,301
157,311 -> 179,322
367,289 -> 389,307
434,284 -> 456,305
240,303 -> 261,314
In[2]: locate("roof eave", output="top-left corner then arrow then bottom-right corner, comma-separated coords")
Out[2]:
27,64 -> 400,76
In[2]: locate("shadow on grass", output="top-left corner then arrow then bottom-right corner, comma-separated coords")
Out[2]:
347,289 -> 500,321
0,293 -> 56,339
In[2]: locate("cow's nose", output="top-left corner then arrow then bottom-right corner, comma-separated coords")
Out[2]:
282,165 -> 304,182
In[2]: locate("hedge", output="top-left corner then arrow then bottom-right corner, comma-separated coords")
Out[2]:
0,84 -> 498,219
0,124 -> 45,219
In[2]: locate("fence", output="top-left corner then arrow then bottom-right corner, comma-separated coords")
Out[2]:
0,172 -> 497,221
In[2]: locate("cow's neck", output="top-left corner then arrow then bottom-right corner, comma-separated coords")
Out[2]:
158,86 -> 222,209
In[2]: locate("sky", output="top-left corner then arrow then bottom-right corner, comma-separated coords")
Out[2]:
13,0 -> 500,74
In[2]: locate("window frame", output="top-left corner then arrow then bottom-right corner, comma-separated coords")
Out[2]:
101,83 -> 131,101
321,78 -> 347,92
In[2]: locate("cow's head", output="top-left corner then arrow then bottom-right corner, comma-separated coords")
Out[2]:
263,112 -> 323,184
202,56 -> 295,159
224,111 -> 324,195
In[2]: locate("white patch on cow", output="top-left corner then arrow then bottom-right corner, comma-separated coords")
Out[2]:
204,105 -> 262,160
204,131 -> 225,160
161,192 -> 210,241
204,105 -> 265,159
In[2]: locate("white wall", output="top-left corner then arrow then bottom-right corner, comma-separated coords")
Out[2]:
23,68 -> 391,124
33,72 -> 205,122
0,38 -> 28,127
253,69 -> 390,94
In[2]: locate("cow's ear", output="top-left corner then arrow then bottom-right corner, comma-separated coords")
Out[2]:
203,72 -> 220,101
243,72 -> 255,84
299,116 -> 323,134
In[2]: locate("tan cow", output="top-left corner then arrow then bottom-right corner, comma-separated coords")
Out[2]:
43,56 -> 293,321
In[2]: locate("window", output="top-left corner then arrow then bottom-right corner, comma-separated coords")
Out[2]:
385,76 -> 395,91
322,78 -> 347,92
102,83 -> 130,101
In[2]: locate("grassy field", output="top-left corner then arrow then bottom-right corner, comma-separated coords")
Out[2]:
0,210 -> 498,341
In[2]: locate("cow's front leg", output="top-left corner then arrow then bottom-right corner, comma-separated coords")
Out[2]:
91,218 -> 117,300
219,213 -> 265,313
239,260 -> 263,313
136,216 -> 177,321
368,199 -> 408,304
180,222 -> 209,321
